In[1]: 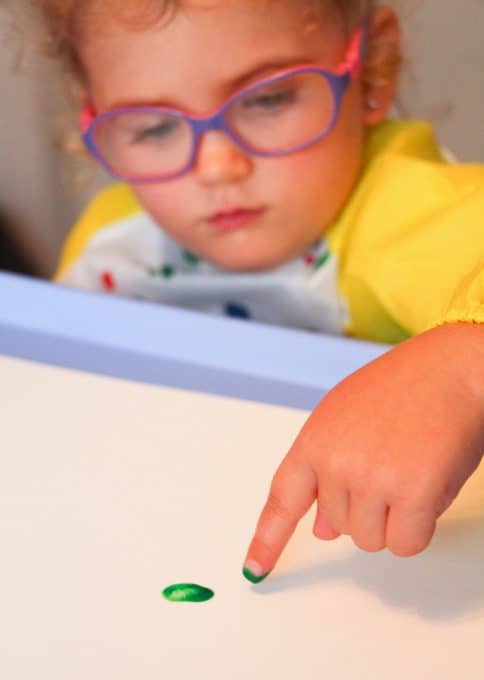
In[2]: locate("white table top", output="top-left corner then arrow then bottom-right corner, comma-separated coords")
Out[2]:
1,354 -> 483,679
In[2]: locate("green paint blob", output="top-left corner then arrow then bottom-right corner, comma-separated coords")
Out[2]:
162,583 -> 214,603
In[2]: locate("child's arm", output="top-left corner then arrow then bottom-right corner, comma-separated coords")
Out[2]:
243,322 -> 484,581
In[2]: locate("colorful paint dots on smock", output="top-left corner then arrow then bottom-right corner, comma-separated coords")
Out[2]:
224,302 -> 252,320
149,265 -> 175,279
100,270 -> 117,292
162,583 -> 215,603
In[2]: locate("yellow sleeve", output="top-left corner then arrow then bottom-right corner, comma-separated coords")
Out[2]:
329,122 -> 484,341
440,262 -> 484,326
54,183 -> 140,280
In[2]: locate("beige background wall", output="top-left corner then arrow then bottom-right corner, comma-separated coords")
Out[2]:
1,1 -> 483,277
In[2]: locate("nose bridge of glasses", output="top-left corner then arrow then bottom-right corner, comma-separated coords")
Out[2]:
193,110 -> 228,136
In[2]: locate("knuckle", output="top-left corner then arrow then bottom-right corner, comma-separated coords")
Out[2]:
325,451 -> 351,482
400,471 -> 438,508
249,534 -> 280,564
350,460 -> 374,491
264,491 -> 293,524
279,451 -> 305,478
329,452 -> 375,494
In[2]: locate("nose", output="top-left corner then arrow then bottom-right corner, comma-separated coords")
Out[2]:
194,131 -> 253,186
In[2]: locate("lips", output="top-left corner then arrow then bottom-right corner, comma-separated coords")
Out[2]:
207,207 -> 266,231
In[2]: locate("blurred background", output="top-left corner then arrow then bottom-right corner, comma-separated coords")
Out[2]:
0,0 -> 483,279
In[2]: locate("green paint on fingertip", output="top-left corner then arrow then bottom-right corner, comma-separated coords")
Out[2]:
243,567 -> 269,584
162,583 -> 214,603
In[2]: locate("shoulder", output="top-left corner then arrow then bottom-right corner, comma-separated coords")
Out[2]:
329,119 -> 484,337
55,183 -> 145,279
363,119 -> 447,164
364,119 -> 484,190
330,119 -> 484,254
363,120 -> 484,243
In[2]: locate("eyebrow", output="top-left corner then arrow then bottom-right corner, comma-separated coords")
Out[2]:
106,53 -> 315,111
221,54 -> 314,92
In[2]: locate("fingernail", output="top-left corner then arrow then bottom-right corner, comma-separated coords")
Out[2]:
243,560 -> 269,584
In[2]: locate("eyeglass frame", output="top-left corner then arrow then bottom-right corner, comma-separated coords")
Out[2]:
80,26 -> 366,185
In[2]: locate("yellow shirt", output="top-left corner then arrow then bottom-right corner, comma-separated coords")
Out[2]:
56,119 -> 484,344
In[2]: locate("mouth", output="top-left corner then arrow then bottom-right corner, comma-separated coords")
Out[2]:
206,206 -> 267,232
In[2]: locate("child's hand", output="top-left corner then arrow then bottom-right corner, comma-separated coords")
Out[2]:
243,323 -> 484,582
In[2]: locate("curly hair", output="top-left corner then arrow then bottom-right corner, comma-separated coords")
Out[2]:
31,1 -> 399,84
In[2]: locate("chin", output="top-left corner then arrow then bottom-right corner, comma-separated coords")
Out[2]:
203,244 -> 293,273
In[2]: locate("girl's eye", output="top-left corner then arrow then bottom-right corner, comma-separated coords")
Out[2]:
242,88 -> 296,111
133,118 -> 180,143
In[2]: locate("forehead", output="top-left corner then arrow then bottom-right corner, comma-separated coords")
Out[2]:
78,0 -> 346,111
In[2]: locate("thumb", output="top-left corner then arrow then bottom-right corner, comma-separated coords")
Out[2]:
243,456 -> 317,583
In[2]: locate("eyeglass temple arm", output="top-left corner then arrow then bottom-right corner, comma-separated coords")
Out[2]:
80,104 -> 96,134
335,1 -> 374,79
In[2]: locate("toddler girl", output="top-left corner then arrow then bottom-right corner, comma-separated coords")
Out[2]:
33,0 -> 483,581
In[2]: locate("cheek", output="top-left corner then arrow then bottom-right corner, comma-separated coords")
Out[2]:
282,94 -> 364,220
132,183 -> 192,231
268,138 -> 363,224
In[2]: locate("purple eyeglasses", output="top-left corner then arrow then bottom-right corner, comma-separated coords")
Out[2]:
81,27 -> 365,184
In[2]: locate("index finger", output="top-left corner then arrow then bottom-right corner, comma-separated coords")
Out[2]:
243,456 -> 317,583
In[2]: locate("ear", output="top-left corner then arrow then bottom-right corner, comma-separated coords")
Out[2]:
362,5 -> 402,125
